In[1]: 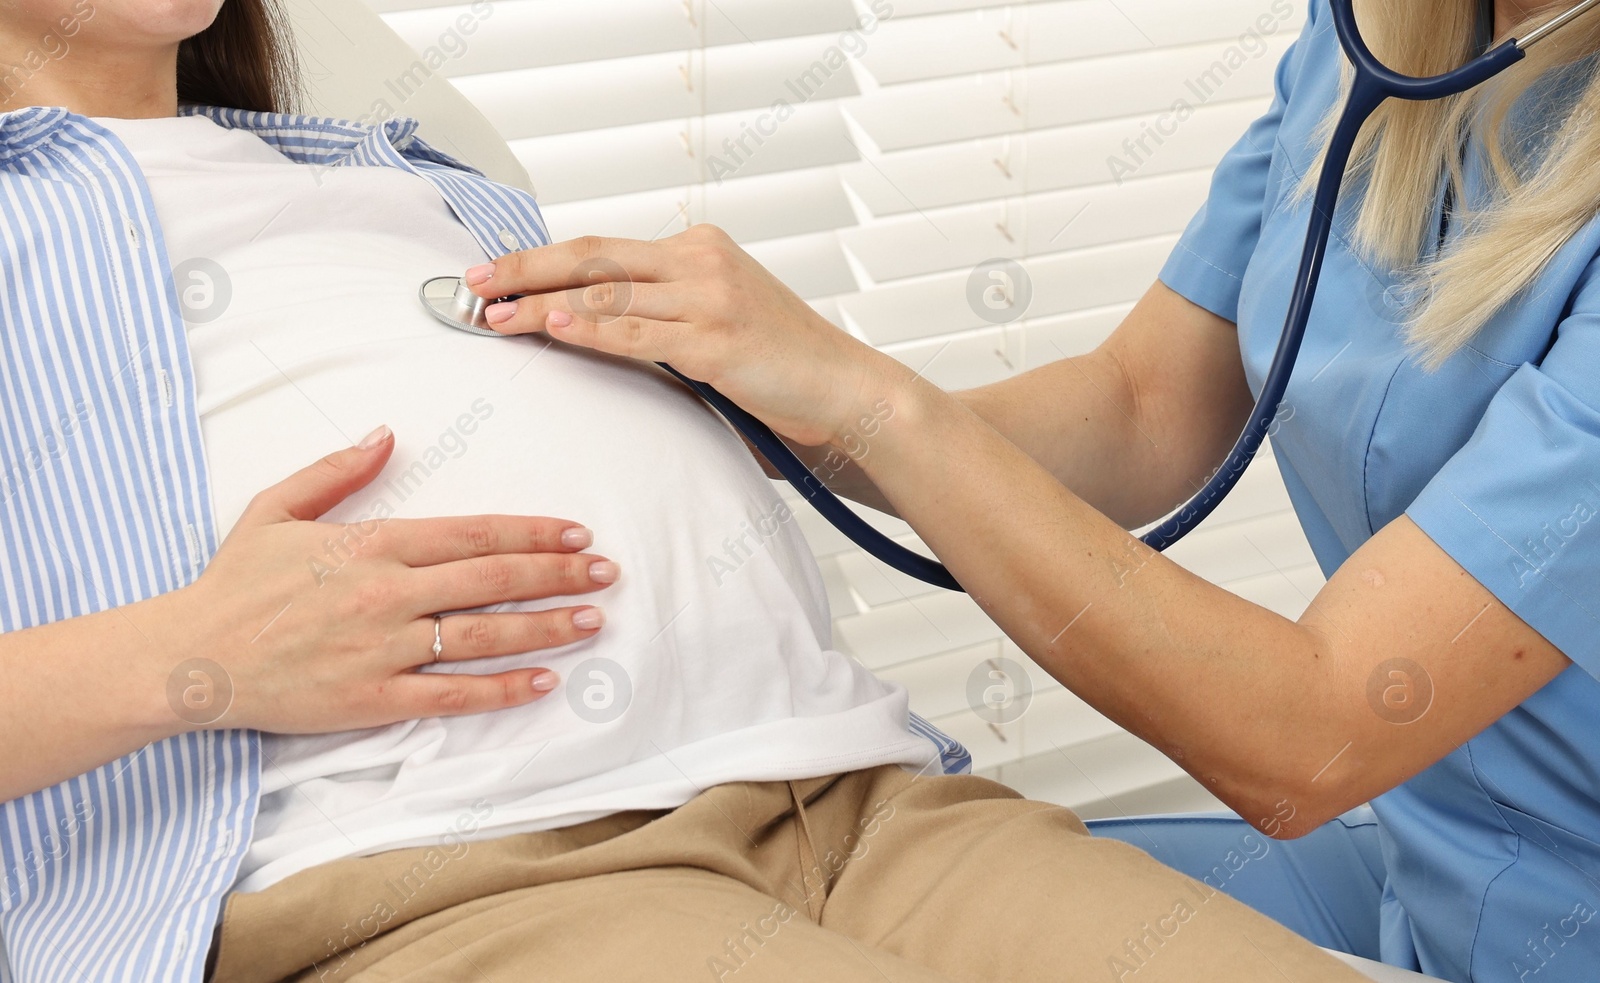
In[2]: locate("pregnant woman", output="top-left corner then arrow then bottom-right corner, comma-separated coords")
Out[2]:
0,2 -> 1370,982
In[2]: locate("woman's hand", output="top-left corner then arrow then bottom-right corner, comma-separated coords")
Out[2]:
167,426 -> 618,735
462,225 -> 915,449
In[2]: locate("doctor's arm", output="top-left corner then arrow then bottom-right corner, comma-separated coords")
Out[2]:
754,282 -> 1255,532
465,229 -> 1573,837
841,363 -> 1572,837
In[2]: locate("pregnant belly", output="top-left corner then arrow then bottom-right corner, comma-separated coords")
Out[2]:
170,197 -> 923,895
203,325 -> 845,796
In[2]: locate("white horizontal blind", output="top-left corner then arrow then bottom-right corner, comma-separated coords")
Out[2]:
368,0 -> 1321,819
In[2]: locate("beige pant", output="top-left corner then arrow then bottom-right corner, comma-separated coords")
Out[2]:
208,766 -> 1369,983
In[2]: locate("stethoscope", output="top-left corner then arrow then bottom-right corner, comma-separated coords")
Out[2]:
423,0 -> 1599,594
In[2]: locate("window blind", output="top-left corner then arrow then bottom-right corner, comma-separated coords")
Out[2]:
367,0 -> 1320,818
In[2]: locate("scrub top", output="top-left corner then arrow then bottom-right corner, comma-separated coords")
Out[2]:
1159,1 -> 1600,979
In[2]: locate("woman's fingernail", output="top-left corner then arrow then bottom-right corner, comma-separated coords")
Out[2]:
357,424 -> 392,449
561,526 -> 593,549
464,263 -> 495,286
572,607 -> 605,631
547,310 -> 573,329
531,670 -> 559,693
588,560 -> 620,584
485,301 -> 517,325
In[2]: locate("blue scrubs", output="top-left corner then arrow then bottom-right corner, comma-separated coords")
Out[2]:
1140,1 -> 1600,979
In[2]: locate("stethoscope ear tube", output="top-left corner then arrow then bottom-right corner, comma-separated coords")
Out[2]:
1140,0 -> 1530,553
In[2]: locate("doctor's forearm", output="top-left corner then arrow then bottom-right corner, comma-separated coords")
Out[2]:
954,284 -> 1260,530
850,368 -> 1354,834
760,362 -> 1160,525
956,358 -> 1189,530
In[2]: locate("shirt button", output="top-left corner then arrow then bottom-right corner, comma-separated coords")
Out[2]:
88,148 -> 106,166
125,219 -> 140,248
498,228 -> 519,250
183,522 -> 202,570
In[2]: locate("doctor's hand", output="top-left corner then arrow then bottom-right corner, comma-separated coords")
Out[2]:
463,226 -> 916,449
165,427 -> 618,735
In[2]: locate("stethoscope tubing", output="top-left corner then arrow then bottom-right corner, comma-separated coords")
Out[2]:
430,0 -> 1595,594
1140,1 -> 1527,552
657,364 -> 965,591
719,0 -> 1535,588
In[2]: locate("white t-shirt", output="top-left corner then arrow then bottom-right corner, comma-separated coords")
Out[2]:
94,115 -> 935,894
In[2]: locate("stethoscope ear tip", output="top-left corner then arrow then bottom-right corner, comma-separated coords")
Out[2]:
420,275 -> 505,337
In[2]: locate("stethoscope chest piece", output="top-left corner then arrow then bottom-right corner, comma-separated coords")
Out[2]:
420,276 -> 505,337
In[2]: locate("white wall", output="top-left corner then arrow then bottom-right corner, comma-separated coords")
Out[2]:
366,0 -> 1322,818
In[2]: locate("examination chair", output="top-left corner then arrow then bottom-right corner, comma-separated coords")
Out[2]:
286,3 -> 1437,980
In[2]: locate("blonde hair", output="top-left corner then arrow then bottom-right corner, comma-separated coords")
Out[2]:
1304,1 -> 1600,370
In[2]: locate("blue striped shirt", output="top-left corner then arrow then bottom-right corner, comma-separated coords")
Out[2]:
0,103 -> 967,983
